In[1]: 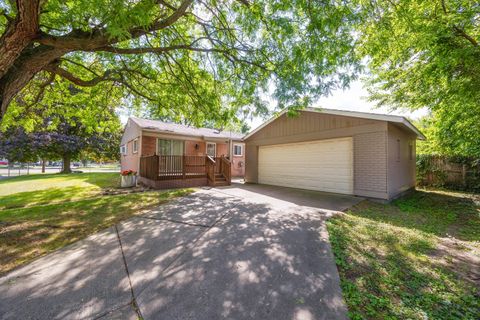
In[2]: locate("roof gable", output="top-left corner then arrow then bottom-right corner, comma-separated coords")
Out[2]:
244,108 -> 425,140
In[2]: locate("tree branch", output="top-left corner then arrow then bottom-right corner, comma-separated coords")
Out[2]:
453,26 -> 478,47
45,64 -> 116,87
25,71 -> 56,108
94,44 -> 226,54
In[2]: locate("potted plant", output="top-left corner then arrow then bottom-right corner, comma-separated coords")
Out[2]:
121,170 -> 137,188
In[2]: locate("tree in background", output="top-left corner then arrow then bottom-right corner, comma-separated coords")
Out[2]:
0,77 -> 123,173
0,127 -> 37,163
415,109 -> 480,158
357,0 -> 479,156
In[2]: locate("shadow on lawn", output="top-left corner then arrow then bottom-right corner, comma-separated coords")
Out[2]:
0,186 -> 90,209
349,190 -> 480,242
328,209 -> 480,320
0,190 -> 347,320
0,190 -> 186,276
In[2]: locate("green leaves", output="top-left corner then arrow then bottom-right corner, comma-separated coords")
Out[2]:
3,0 -> 363,127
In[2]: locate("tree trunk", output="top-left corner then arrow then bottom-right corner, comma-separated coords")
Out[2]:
41,158 -> 46,173
61,155 -> 72,174
0,1 -> 40,80
0,45 -> 67,119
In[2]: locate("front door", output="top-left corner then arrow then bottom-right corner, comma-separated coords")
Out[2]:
206,142 -> 216,158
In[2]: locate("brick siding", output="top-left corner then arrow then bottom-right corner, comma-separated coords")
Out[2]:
354,131 -> 387,194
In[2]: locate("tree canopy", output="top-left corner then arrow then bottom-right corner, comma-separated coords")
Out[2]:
357,0 -> 479,156
0,0 -> 360,126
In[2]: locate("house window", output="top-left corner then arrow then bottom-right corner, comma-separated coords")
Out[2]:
396,139 -> 401,161
133,139 -> 138,153
157,139 -> 184,156
409,141 -> 414,160
120,145 -> 127,155
233,144 -> 243,156
206,142 -> 216,157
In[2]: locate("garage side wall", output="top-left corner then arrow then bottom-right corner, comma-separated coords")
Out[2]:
354,132 -> 388,199
387,123 -> 417,198
245,112 -> 389,199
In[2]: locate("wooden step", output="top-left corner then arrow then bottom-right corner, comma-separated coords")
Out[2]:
213,181 -> 229,186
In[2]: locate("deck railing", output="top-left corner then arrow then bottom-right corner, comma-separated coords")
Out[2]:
139,155 -> 230,184
139,155 -> 159,180
206,156 -> 216,184
220,156 -> 231,184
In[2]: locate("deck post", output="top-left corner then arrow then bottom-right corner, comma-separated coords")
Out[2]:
182,155 -> 186,179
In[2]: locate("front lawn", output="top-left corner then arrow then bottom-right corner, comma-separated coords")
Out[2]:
0,173 -> 192,275
0,173 -> 120,209
327,189 -> 480,320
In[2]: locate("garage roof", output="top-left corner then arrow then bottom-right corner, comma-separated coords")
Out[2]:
244,108 -> 426,140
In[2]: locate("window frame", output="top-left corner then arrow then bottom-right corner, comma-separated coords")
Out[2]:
206,142 -> 216,158
233,144 -> 243,156
132,138 -> 138,154
120,144 -> 127,155
156,138 -> 185,156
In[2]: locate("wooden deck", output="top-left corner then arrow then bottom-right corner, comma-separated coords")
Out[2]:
139,155 -> 231,188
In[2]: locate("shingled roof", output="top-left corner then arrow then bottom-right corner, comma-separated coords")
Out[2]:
130,117 -> 244,140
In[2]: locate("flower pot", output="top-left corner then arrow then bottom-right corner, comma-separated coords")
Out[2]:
121,175 -> 136,188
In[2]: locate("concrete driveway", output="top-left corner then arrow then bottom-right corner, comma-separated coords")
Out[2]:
0,183 -> 362,320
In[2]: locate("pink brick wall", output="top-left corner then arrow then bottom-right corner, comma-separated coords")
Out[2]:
185,140 -> 205,156
216,143 -> 228,157
231,143 -> 245,177
142,136 -> 156,156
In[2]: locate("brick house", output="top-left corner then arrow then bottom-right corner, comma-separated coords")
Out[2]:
120,117 -> 245,188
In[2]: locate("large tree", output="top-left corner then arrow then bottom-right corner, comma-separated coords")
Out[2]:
357,0 -> 479,155
0,0 -> 360,123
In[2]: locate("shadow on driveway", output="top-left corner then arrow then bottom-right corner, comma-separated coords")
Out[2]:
1,185 -> 356,320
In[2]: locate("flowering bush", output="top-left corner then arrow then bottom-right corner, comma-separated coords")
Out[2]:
121,170 -> 136,176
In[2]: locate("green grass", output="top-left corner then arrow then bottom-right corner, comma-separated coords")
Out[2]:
327,189 -> 480,320
0,173 -> 120,209
0,173 -> 193,275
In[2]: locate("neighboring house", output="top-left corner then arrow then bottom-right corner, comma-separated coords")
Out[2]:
120,117 -> 245,188
244,108 -> 425,201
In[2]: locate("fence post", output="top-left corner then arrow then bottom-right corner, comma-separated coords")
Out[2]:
462,164 -> 467,187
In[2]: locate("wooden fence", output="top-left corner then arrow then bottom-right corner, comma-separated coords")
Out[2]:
417,155 -> 480,191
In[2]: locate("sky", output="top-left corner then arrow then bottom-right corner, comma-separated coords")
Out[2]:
120,79 -> 430,129
247,80 -> 429,131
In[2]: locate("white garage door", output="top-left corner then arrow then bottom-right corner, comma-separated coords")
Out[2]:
258,137 -> 353,194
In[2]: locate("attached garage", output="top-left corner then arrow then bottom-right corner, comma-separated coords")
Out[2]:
258,138 -> 353,194
244,108 -> 425,201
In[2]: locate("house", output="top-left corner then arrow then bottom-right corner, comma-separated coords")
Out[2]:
244,108 -> 425,201
120,117 -> 245,188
